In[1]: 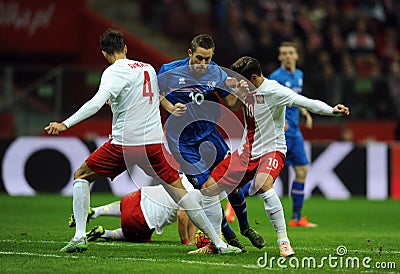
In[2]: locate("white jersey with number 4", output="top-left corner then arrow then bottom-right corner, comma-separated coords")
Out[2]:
63,58 -> 163,146
101,59 -> 164,145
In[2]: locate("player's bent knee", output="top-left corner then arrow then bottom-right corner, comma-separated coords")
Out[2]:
73,162 -> 98,181
201,183 -> 221,197
294,165 -> 308,181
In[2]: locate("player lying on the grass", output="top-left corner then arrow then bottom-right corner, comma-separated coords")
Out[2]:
69,180 -> 197,245
199,56 -> 350,257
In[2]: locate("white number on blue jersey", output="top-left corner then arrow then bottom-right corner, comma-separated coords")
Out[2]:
189,91 -> 205,105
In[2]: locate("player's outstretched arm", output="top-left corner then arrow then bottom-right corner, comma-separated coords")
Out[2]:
44,89 -> 110,135
293,94 -> 350,117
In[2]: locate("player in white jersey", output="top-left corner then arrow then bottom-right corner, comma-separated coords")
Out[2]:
44,28 -> 241,254
80,182 -> 198,244
200,56 -> 350,257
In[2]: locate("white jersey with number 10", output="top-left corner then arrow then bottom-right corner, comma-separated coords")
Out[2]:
238,79 -> 298,159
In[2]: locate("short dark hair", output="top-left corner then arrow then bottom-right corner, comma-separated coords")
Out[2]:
230,56 -> 262,80
189,34 -> 215,52
100,28 -> 125,54
279,42 -> 297,52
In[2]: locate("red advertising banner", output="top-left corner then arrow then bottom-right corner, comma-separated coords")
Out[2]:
0,0 -> 173,69
0,0 -> 84,53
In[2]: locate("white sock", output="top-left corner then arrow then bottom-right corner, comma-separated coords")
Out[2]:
72,178 -> 90,240
178,192 -> 226,248
202,194 -> 223,236
259,188 -> 289,244
92,201 -> 121,218
104,228 -> 126,240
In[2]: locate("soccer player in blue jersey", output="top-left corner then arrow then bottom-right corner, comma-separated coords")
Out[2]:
269,42 -> 317,227
158,34 -> 265,252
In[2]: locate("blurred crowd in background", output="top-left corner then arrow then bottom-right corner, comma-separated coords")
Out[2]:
139,0 -> 400,77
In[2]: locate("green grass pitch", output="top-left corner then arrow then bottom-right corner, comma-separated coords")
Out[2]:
0,194 -> 399,273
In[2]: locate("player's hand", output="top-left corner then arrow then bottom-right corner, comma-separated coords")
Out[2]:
235,79 -> 249,100
44,122 -> 67,135
333,104 -> 350,116
172,103 -> 187,116
225,77 -> 238,89
226,77 -> 249,101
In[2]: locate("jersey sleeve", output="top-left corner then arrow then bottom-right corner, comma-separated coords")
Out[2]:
263,79 -> 298,107
216,87 -> 231,98
157,65 -> 169,97
214,66 -> 231,98
98,67 -> 127,98
292,95 -> 334,116
63,67 -> 125,128
158,64 -> 167,75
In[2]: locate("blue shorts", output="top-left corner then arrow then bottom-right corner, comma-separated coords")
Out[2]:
167,129 -> 230,189
285,133 -> 309,166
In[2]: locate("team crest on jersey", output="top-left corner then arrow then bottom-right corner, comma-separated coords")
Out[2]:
285,81 -> 291,88
179,77 -> 186,85
256,95 -> 265,104
207,81 -> 216,89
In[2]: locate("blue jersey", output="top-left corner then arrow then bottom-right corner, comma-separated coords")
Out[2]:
269,67 -> 304,138
158,58 -> 231,145
158,58 -> 231,187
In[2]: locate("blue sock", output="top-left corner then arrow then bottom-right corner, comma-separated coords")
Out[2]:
228,188 -> 249,232
291,181 -> 305,221
220,207 -> 234,238
241,182 -> 251,197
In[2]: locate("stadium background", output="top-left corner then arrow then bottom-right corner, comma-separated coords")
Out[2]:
0,0 -> 399,199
